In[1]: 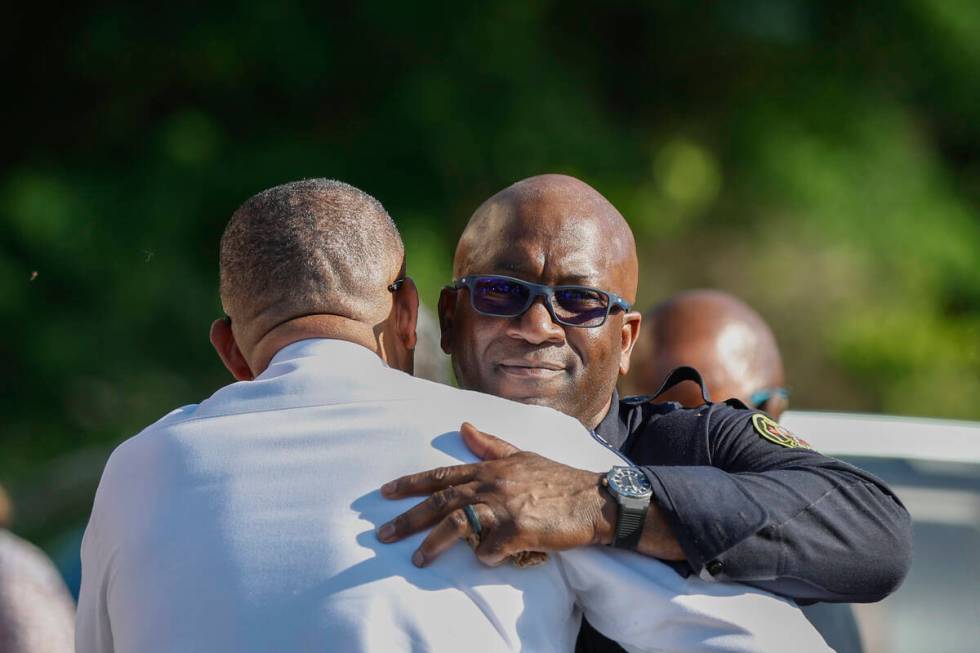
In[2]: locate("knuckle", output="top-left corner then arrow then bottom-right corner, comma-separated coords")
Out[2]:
478,506 -> 499,530
479,540 -> 508,561
430,487 -> 456,512
448,510 -> 468,531
431,466 -> 452,483
489,477 -> 509,493
475,479 -> 494,494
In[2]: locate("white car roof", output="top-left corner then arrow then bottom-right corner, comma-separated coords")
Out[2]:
780,410 -> 980,465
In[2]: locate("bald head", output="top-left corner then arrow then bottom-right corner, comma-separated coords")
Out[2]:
454,174 -> 638,300
219,179 -> 404,346
627,290 -> 787,417
442,174 -> 643,429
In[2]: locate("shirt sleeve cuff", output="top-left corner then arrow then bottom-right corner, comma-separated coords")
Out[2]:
641,465 -> 769,578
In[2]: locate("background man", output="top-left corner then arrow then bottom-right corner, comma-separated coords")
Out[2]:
623,289 -> 788,418
624,289 -> 864,653
0,484 -> 75,653
76,179 -> 828,652
378,174 -> 911,646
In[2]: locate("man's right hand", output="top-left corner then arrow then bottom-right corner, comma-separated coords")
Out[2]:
377,422 -> 619,567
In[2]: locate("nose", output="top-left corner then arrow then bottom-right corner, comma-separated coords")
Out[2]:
505,297 -> 566,345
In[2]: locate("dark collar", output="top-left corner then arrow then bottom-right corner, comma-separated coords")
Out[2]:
595,389 -> 631,450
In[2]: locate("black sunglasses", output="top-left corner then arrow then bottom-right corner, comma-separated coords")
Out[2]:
451,274 -> 632,328
387,278 -> 405,292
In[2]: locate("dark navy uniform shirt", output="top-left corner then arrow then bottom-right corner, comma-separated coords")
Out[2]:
595,391 -> 911,598
575,390 -> 911,652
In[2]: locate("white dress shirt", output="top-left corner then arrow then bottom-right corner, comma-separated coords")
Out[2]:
77,339 -> 829,652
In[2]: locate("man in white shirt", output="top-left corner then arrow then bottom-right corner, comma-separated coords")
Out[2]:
76,179 -> 829,652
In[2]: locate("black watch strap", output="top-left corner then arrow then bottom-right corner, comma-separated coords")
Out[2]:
612,505 -> 646,549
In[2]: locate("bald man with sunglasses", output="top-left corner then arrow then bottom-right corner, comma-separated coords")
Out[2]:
378,174 -> 911,650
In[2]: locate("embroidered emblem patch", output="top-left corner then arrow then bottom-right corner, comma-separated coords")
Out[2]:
751,414 -> 813,450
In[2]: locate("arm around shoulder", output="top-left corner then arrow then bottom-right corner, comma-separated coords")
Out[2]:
633,404 -> 913,602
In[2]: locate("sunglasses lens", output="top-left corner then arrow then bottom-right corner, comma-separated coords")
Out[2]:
750,388 -> 789,409
464,276 -> 613,327
471,277 -> 531,316
553,288 -> 609,326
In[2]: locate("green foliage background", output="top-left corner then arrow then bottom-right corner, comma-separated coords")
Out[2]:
2,1 -> 979,547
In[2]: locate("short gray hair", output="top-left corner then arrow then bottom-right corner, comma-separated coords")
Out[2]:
219,179 -> 403,336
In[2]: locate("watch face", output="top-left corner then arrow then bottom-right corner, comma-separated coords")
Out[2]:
608,466 -> 653,499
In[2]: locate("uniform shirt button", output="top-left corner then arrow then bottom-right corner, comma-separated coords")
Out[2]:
706,560 -> 725,576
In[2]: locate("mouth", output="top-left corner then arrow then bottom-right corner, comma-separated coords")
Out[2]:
496,360 -> 567,378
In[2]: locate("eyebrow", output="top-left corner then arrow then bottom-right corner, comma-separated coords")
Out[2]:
494,260 -> 534,276
485,260 -> 602,286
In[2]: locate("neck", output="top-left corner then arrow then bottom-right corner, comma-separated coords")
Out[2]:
583,395 -> 614,430
248,315 -> 382,374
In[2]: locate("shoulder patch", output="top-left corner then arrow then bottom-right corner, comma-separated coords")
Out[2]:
751,413 -> 813,450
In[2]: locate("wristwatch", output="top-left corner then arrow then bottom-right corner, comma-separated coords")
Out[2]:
605,466 -> 654,550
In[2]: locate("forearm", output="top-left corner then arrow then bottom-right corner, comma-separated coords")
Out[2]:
720,468 -> 911,601
641,463 -> 912,602
614,403 -> 914,602
636,503 -> 685,560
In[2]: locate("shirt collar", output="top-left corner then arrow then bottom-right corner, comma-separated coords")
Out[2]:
595,389 -> 630,450
265,338 -> 385,371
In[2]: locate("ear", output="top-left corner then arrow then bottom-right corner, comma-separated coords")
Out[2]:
618,311 -> 642,377
393,277 -> 419,352
437,287 -> 459,355
209,318 -> 255,381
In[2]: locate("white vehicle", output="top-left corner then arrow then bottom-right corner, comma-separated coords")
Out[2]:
781,411 -> 980,653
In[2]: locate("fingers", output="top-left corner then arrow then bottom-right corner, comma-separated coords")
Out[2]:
377,483 -> 477,543
460,422 -> 521,460
380,423 -> 519,497
510,550 -> 549,568
412,504 -> 491,567
381,463 -> 479,499
399,502 -> 543,570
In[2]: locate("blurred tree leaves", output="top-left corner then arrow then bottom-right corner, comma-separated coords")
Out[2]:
1,0 -> 978,543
